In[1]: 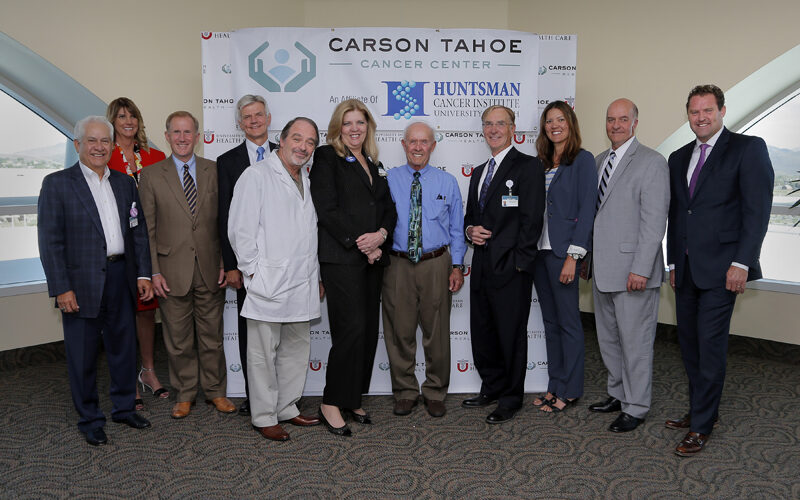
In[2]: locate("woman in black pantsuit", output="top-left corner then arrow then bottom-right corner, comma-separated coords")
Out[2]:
310,99 -> 396,436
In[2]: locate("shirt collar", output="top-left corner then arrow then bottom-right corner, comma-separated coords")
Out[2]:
246,138 -> 269,159
403,163 -> 430,177
79,161 -> 110,182
171,154 -> 196,169
491,144 -> 514,167
695,127 -> 724,149
609,135 -> 635,161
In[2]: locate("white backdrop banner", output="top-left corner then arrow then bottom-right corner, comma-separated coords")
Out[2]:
201,28 -> 577,397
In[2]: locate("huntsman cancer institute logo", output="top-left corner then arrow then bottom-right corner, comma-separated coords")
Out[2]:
383,80 -> 428,120
249,41 -> 316,92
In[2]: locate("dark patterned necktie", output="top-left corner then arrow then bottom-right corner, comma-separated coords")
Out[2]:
478,157 -> 496,212
407,171 -> 422,263
597,150 -> 616,209
183,164 -> 197,215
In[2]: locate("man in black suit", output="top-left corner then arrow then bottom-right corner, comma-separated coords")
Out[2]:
38,116 -> 153,445
217,94 -> 277,415
666,84 -> 773,456
463,105 -> 545,423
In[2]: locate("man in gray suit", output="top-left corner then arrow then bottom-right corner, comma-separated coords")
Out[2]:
587,98 -> 670,432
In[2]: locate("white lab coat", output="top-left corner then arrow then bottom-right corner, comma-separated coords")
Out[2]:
228,151 -> 320,322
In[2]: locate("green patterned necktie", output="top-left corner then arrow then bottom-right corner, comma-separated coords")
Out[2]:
407,171 -> 422,263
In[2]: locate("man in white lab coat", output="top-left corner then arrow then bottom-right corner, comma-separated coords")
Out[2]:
228,117 -> 323,441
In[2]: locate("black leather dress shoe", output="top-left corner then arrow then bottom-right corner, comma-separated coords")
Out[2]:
112,412 -> 151,429
589,396 -> 621,413
84,427 -> 108,446
239,399 -> 251,416
609,412 -> 643,433
462,394 -> 497,408
486,406 -> 518,424
318,407 -> 352,436
342,408 -> 372,424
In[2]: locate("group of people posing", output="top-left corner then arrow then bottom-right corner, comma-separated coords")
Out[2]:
38,83 -> 773,458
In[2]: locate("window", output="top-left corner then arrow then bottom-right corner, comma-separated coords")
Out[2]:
738,89 -> 800,283
0,89 -> 70,287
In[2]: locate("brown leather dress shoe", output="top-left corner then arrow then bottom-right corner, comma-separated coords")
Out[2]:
255,424 -> 290,441
424,399 -> 446,418
394,398 -> 418,416
675,431 -> 709,456
205,397 -> 236,413
283,414 -> 321,426
171,401 -> 194,419
665,414 -> 691,429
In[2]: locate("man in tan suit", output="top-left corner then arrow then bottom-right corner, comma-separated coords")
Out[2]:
139,111 -> 235,419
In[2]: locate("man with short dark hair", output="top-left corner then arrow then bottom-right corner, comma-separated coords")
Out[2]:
382,122 -> 466,418
666,84 -> 773,455
462,105 -> 545,424
217,95 -> 277,416
228,117 -> 322,441
588,98 -> 669,433
38,116 -> 153,445
139,111 -> 235,419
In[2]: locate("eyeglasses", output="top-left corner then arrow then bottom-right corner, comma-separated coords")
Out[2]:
482,121 -> 509,129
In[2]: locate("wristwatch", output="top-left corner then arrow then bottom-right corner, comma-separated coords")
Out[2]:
568,252 -> 582,260
452,264 -> 466,272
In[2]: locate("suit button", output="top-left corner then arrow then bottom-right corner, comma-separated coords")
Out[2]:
192,225 -> 197,231
688,209 -> 692,215
101,268 -> 106,272
369,201 -> 375,206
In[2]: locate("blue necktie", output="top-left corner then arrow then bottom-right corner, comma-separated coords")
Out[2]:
478,157 -> 496,212
256,146 -> 265,162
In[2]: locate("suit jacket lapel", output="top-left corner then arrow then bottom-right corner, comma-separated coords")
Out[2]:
484,147 -> 517,203
236,142 -> 251,168
109,173 -> 130,234
163,156 -> 194,220
69,165 -> 104,238
195,158 -> 211,216
601,139 -> 638,205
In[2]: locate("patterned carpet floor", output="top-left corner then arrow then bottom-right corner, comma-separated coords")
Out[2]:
1,320 -> 798,499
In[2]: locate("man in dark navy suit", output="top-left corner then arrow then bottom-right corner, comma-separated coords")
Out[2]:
462,105 -> 545,424
38,116 -> 154,445
666,85 -> 773,456
216,94 -> 277,416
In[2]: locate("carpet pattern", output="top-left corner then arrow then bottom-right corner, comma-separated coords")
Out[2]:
1,319 -> 798,499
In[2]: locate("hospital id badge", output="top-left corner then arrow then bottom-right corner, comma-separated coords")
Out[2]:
129,216 -> 138,228
502,195 -> 519,207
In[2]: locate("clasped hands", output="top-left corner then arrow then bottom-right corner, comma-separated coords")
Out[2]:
356,231 -> 384,264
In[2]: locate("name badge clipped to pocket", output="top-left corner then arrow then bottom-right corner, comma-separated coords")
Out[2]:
129,202 -> 139,228
502,179 -> 519,207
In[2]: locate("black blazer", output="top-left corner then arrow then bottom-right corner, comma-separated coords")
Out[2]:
463,147 -> 545,288
217,140 -> 277,272
309,144 -> 396,266
38,164 -> 151,317
666,127 -> 773,289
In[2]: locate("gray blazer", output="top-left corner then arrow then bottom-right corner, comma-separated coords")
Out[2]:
592,138 -> 670,293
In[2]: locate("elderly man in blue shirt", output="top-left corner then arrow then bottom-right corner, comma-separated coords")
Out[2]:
382,121 -> 466,418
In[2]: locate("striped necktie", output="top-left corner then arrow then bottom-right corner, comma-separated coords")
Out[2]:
407,171 -> 423,263
478,157 -> 496,212
183,164 -> 197,215
597,151 -> 615,209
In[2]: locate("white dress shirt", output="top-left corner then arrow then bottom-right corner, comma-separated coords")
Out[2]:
79,162 -> 124,256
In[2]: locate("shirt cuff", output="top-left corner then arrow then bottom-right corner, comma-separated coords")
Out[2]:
668,264 -> 675,271
731,262 -> 749,271
465,225 -> 473,242
137,276 -> 151,281
566,245 -> 587,258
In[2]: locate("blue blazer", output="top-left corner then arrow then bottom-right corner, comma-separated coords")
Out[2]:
544,149 -> 597,257
667,128 -> 773,289
38,163 -> 151,318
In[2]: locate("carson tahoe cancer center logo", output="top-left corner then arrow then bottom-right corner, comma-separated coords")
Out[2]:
249,41 -> 316,92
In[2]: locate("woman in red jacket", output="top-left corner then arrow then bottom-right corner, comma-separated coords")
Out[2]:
106,97 -> 168,410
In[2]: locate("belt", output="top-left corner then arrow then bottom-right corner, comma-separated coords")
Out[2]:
107,254 -> 125,262
389,246 -> 447,263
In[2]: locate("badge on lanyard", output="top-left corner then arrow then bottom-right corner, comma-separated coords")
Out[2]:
502,179 -> 519,207
129,202 -> 139,228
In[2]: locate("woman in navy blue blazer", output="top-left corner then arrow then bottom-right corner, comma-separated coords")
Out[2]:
532,101 -> 597,412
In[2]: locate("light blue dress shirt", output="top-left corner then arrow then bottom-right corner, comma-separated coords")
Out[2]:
387,164 -> 466,265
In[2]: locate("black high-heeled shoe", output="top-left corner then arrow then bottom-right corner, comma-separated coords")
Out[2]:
342,408 -> 372,425
318,407 -> 352,436
138,367 -> 169,398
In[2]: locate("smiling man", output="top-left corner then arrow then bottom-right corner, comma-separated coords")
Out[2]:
139,111 -> 235,419
217,95 -> 277,416
228,117 -> 323,441
462,105 -> 545,424
38,116 -> 153,445
589,98 -> 669,433
382,122 -> 466,418
666,85 -> 773,456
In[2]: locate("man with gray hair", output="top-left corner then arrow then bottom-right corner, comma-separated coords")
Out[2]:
38,116 -> 154,445
382,121 -> 466,418
217,95 -> 277,415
